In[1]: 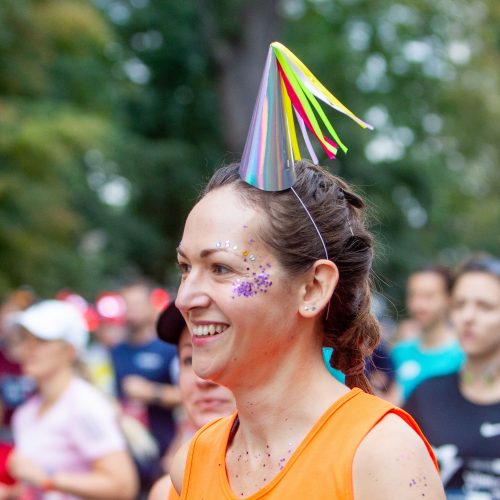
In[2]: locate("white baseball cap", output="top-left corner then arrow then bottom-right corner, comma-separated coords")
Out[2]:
15,300 -> 89,353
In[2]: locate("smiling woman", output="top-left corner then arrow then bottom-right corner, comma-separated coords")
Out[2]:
405,255 -> 500,497
168,161 -> 444,500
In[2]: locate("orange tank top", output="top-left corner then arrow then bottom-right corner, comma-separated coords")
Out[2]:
178,388 -> 437,499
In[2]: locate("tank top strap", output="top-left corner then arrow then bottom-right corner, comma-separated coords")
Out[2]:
181,413 -> 236,498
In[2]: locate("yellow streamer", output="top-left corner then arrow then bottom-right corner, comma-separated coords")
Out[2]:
281,78 -> 301,160
272,42 -> 372,130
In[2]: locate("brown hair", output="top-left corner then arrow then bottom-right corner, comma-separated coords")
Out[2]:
452,254 -> 500,288
202,160 -> 379,393
410,264 -> 453,294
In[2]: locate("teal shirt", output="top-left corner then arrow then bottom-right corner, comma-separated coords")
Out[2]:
391,338 -> 465,401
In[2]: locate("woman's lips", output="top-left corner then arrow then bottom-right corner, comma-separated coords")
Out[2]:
195,398 -> 231,411
190,322 -> 229,346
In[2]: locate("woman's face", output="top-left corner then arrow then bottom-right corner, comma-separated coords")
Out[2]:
16,328 -> 75,382
451,272 -> 500,358
175,185 -> 300,387
178,328 -> 236,429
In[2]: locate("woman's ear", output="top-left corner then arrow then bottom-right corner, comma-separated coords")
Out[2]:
65,343 -> 78,363
299,259 -> 339,318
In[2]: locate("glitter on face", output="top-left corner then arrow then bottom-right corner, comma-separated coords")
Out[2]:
214,240 -> 273,299
232,264 -> 273,298
233,280 -> 255,298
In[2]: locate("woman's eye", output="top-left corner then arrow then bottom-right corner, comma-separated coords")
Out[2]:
478,302 -> 494,311
177,262 -> 191,275
212,264 -> 232,275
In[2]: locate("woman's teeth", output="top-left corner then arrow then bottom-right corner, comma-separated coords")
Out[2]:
192,324 -> 227,337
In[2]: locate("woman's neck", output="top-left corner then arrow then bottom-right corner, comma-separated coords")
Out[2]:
38,368 -> 74,414
460,352 -> 500,404
230,343 -> 347,452
420,322 -> 453,349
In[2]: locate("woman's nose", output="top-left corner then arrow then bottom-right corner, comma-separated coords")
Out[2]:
175,271 -> 211,314
461,304 -> 477,322
455,302 -> 476,325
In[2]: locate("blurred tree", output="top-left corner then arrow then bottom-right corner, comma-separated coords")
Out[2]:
1,0 -> 498,316
108,0 -> 499,314
0,0 -> 132,297
273,0 -> 500,314
95,0 -> 223,283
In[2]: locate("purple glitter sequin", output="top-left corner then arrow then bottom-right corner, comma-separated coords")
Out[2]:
233,280 -> 255,298
232,264 -> 273,298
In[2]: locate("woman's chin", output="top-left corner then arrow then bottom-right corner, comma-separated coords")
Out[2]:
193,358 -> 225,383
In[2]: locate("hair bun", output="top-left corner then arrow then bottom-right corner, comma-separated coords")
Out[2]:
342,188 -> 364,209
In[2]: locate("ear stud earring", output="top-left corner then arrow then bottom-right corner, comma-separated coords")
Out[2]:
304,305 -> 316,312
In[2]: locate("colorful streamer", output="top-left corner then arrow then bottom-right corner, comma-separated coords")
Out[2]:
240,42 -> 372,192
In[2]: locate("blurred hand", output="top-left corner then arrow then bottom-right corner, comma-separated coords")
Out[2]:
122,375 -> 155,403
0,483 -> 17,500
7,453 -> 47,487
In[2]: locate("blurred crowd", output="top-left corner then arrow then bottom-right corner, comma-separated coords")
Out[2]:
0,254 -> 498,499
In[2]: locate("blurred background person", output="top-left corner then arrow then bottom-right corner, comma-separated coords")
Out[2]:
149,301 -> 236,500
366,293 -> 398,403
0,290 -> 36,496
110,280 -> 180,495
85,292 -> 127,398
392,264 -> 465,402
7,299 -> 137,499
404,255 -> 500,498
0,290 -> 36,444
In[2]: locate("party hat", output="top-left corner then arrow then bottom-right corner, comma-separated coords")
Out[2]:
240,42 -> 373,191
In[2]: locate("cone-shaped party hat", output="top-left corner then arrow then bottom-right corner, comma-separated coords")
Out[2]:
239,42 -> 373,191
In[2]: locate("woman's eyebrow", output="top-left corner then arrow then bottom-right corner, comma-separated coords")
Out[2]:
176,246 -> 229,259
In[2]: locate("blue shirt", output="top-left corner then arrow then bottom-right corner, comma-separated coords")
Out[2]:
110,339 -> 178,454
391,338 -> 465,401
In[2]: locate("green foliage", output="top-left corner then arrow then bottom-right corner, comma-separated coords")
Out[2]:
0,0 -> 123,297
0,0 -> 498,314
282,0 -> 500,307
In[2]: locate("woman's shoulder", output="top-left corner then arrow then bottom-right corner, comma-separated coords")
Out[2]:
68,377 -> 110,402
65,378 -> 117,419
11,393 -> 40,426
353,412 -> 444,499
148,474 -> 176,500
170,440 -> 190,497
